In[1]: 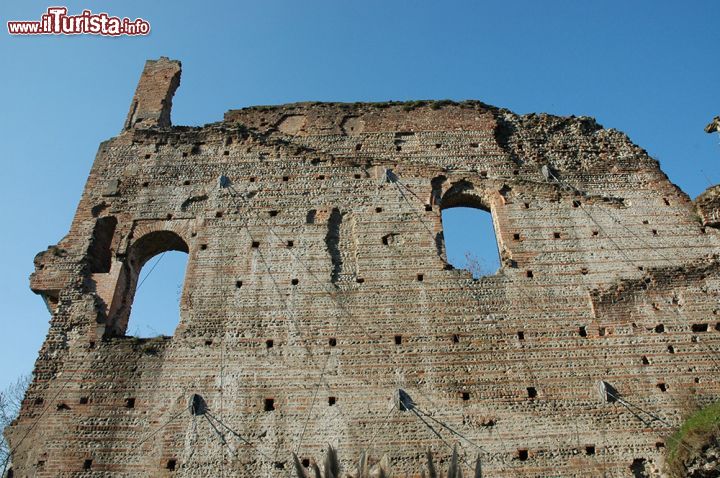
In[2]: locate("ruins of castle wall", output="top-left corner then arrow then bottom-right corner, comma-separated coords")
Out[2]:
7,57 -> 720,477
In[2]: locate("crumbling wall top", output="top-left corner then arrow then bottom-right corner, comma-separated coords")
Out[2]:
123,57 -> 181,131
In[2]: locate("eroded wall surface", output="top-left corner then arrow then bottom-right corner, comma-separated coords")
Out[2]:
7,57 -> 720,477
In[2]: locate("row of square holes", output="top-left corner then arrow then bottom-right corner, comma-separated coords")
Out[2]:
50,385 -> 543,417
249,323 -> 720,350
515,445 -> 599,462
513,230 -> 604,241
76,442 -> 603,472
137,170 -> 681,231
146,141 -> 486,158
208,206 -> 426,228
358,141 -> 484,151
512,222 -> 676,242
143,170 -> 609,189
149,199 -> 710,251
652,323 -> 719,333
517,322 -> 720,340
256,328 -> 710,393
209,320 -> 719,352
139,171 -> 371,189
201,239 -> 295,254
51,389 -> 671,469
38,396 -> 137,409
79,458 -> 178,472
197,220 -> 663,246
234,275 -> 427,288
262,388 -> 531,414
85,441 -> 661,472
258,333 -> 462,350
211,210 -> 283,219
514,231 -> 585,240
291,444 -> 597,470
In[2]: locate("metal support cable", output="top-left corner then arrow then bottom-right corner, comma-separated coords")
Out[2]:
136,252 -> 166,291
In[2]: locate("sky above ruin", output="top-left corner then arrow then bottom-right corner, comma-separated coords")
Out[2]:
0,0 -> 718,391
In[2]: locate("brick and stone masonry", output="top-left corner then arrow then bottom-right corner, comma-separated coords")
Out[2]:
5,57 -> 720,477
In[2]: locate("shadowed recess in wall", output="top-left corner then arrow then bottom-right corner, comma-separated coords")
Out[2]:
325,207 -> 343,283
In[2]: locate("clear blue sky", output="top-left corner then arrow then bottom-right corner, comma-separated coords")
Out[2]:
0,1 -> 718,391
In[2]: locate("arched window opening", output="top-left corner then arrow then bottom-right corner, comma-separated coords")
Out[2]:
128,250 -> 188,337
108,231 -> 189,338
441,199 -> 500,278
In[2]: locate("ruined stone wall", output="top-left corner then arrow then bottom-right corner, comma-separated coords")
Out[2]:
6,57 -> 720,477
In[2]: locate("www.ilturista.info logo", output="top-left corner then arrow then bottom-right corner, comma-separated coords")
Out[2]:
7,7 -> 150,36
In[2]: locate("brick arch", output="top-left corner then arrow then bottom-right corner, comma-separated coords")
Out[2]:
127,219 -> 194,255
438,179 -> 501,212
128,230 -> 189,270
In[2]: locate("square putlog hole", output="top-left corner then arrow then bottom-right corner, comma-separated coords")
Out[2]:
264,398 -> 275,411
